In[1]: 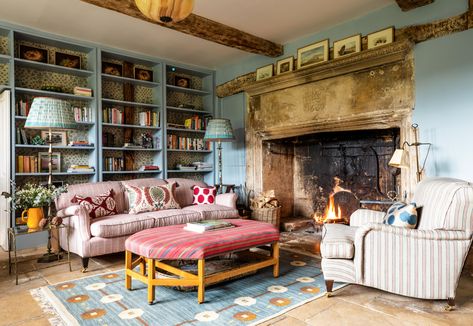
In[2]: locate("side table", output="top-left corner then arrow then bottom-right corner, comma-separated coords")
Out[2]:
8,223 -> 71,285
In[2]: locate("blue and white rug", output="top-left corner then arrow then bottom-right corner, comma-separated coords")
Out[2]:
31,250 -> 345,325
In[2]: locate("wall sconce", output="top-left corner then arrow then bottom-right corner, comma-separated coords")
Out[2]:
388,123 -> 432,182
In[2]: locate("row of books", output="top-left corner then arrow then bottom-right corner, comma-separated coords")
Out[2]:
102,108 -> 159,127
104,157 -> 125,171
74,107 -> 93,123
167,135 -> 211,151
183,115 -> 212,131
102,107 -> 124,124
16,155 -> 40,173
138,111 -> 160,127
67,165 -> 95,173
15,100 -> 30,117
16,129 -> 28,144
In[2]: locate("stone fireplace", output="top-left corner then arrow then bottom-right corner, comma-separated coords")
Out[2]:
244,40 -> 417,222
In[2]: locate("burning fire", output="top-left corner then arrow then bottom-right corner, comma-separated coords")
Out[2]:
313,194 -> 343,224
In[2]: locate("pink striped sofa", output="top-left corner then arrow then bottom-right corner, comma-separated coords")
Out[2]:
321,177 -> 473,310
55,178 -> 239,271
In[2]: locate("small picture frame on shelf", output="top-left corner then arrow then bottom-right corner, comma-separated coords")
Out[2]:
102,61 -> 123,76
297,39 -> 329,69
134,67 -> 153,81
41,131 -> 67,146
276,57 -> 294,75
54,51 -> 81,69
19,45 -> 48,63
175,76 -> 191,88
256,64 -> 273,81
333,34 -> 361,59
38,152 -> 61,173
367,27 -> 394,49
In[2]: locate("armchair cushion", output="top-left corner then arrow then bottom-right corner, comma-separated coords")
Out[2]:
383,202 -> 418,229
321,224 -> 357,259
349,209 -> 385,227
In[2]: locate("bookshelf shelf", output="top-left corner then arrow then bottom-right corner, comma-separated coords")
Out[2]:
14,58 -> 94,77
102,123 -> 160,130
15,145 -> 95,150
167,169 -> 213,173
167,149 -> 212,153
102,146 -> 161,152
0,53 -> 11,64
16,172 -> 95,176
166,84 -> 211,96
101,73 -> 160,88
15,87 -> 95,102
15,115 -> 94,126
167,127 -> 206,134
166,106 -> 212,115
102,98 -> 160,109
102,170 -> 162,175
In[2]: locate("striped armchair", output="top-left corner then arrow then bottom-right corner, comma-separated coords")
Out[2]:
321,177 -> 473,310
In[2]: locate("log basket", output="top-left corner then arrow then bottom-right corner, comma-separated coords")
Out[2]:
251,206 -> 281,228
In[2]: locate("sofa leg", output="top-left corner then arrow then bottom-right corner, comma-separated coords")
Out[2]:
81,258 -> 89,273
445,298 -> 455,311
325,280 -> 334,297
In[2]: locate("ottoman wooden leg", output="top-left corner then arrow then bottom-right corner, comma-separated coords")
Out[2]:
198,259 -> 205,304
272,242 -> 280,278
147,258 -> 155,304
125,250 -> 132,290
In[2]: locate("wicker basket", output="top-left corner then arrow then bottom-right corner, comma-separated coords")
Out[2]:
251,206 -> 281,228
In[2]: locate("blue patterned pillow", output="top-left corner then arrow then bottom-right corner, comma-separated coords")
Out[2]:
384,202 -> 418,229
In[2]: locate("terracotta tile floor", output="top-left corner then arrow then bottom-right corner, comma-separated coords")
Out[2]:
0,246 -> 472,326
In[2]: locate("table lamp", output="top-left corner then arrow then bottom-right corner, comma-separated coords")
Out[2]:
204,119 -> 235,187
25,97 -> 76,262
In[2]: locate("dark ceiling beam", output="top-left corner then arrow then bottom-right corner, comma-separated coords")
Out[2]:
80,0 -> 283,57
395,0 -> 435,12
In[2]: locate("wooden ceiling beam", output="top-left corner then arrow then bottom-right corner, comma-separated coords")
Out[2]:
80,0 -> 283,57
395,0 -> 435,12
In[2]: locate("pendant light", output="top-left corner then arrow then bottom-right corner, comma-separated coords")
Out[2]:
135,0 -> 194,23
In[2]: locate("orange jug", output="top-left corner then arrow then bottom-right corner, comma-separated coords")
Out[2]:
21,207 -> 44,229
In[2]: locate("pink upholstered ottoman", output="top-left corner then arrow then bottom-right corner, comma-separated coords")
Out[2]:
124,219 -> 280,304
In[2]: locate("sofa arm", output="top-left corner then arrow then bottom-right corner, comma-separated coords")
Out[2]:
349,209 -> 385,227
57,205 -> 91,241
215,193 -> 237,209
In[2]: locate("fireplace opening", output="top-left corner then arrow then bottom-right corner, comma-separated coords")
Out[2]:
262,128 -> 400,224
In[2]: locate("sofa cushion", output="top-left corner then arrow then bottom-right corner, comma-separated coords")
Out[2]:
183,204 -> 239,220
144,209 -> 202,227
192,185 -> 217,205
90,214 -> 155,238
165,178 -> 208,207
72,189 -> 118,219
56,181 -> 125,213
120,178 -> 167,211
321,224 -> 357,259
124,183 -> 180,214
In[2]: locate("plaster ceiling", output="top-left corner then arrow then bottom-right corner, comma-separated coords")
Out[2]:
0,0 -> 393,69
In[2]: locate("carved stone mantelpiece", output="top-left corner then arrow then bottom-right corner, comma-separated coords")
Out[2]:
245,40 -> 417,206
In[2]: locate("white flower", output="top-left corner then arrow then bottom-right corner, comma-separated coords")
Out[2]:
119,309 -> 144,320
234,297 -> 257,306
85,283 -> 106,291
100,294 -> 123,303
195,311 -> 219,322
296,277 -> 315,283
267,285 -> 288,293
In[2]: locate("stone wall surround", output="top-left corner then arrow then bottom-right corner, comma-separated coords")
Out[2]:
244,40 -> 418,212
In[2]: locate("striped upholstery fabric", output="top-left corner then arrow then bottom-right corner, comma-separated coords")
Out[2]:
90,214 -> 155,238
321,177 -> 473,300
125,219 -> 279,260
321,224 -> 357,259
182,204 -> 239,220
349,209 -> 385,227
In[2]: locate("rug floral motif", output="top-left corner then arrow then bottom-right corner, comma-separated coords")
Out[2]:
31,250 -> 344,325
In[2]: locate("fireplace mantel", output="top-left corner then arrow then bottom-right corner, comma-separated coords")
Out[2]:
245,39 -> 417,204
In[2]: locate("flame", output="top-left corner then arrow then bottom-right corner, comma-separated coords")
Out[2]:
313,194 -> 343,224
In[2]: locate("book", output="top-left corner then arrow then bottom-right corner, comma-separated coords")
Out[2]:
184,220 -> 235,233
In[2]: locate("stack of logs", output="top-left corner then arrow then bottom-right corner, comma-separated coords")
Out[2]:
250,190 -> 279,209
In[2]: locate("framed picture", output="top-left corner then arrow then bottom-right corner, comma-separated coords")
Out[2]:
38,152 -> 61,173
102,61 -> 123,76
367,27 -> 394,49
55,51 -> 81,69
256,64 -> 273,81
175,76 -> 191,88
134,67 -> 153,81
276,57 -> 294,75
297,39 -> 329,69
334,34 -> 361,59
41,131 -> 67,146
19,45 -> 48,63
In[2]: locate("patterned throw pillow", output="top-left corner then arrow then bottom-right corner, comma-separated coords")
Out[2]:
125,182 -> 181,214
384,201 -> 418,229
72,189 -> 118,219
192,185 -> 217,205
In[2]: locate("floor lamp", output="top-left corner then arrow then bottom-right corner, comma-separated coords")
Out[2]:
388,123 -> 432,182
25,97 -> 76,263
204,119 -> 235,189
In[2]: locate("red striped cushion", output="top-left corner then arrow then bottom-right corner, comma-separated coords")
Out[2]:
125,219 -> 279,260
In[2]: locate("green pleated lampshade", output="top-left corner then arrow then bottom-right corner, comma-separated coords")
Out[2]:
204,119 -> 235,142
25,97 -> 76,130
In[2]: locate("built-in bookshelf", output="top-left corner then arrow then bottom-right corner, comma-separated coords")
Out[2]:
99,50 -> 163,181
165,64 -> 215,183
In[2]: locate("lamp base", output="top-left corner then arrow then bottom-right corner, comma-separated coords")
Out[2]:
37,252 -> 62,263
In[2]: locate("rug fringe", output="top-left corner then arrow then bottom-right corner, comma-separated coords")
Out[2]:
30,288 -> 67,326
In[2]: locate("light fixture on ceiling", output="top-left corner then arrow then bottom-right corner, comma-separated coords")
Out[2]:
135,0 -> 194,23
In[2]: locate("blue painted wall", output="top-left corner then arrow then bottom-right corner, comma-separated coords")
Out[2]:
216,0 -> 473,186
